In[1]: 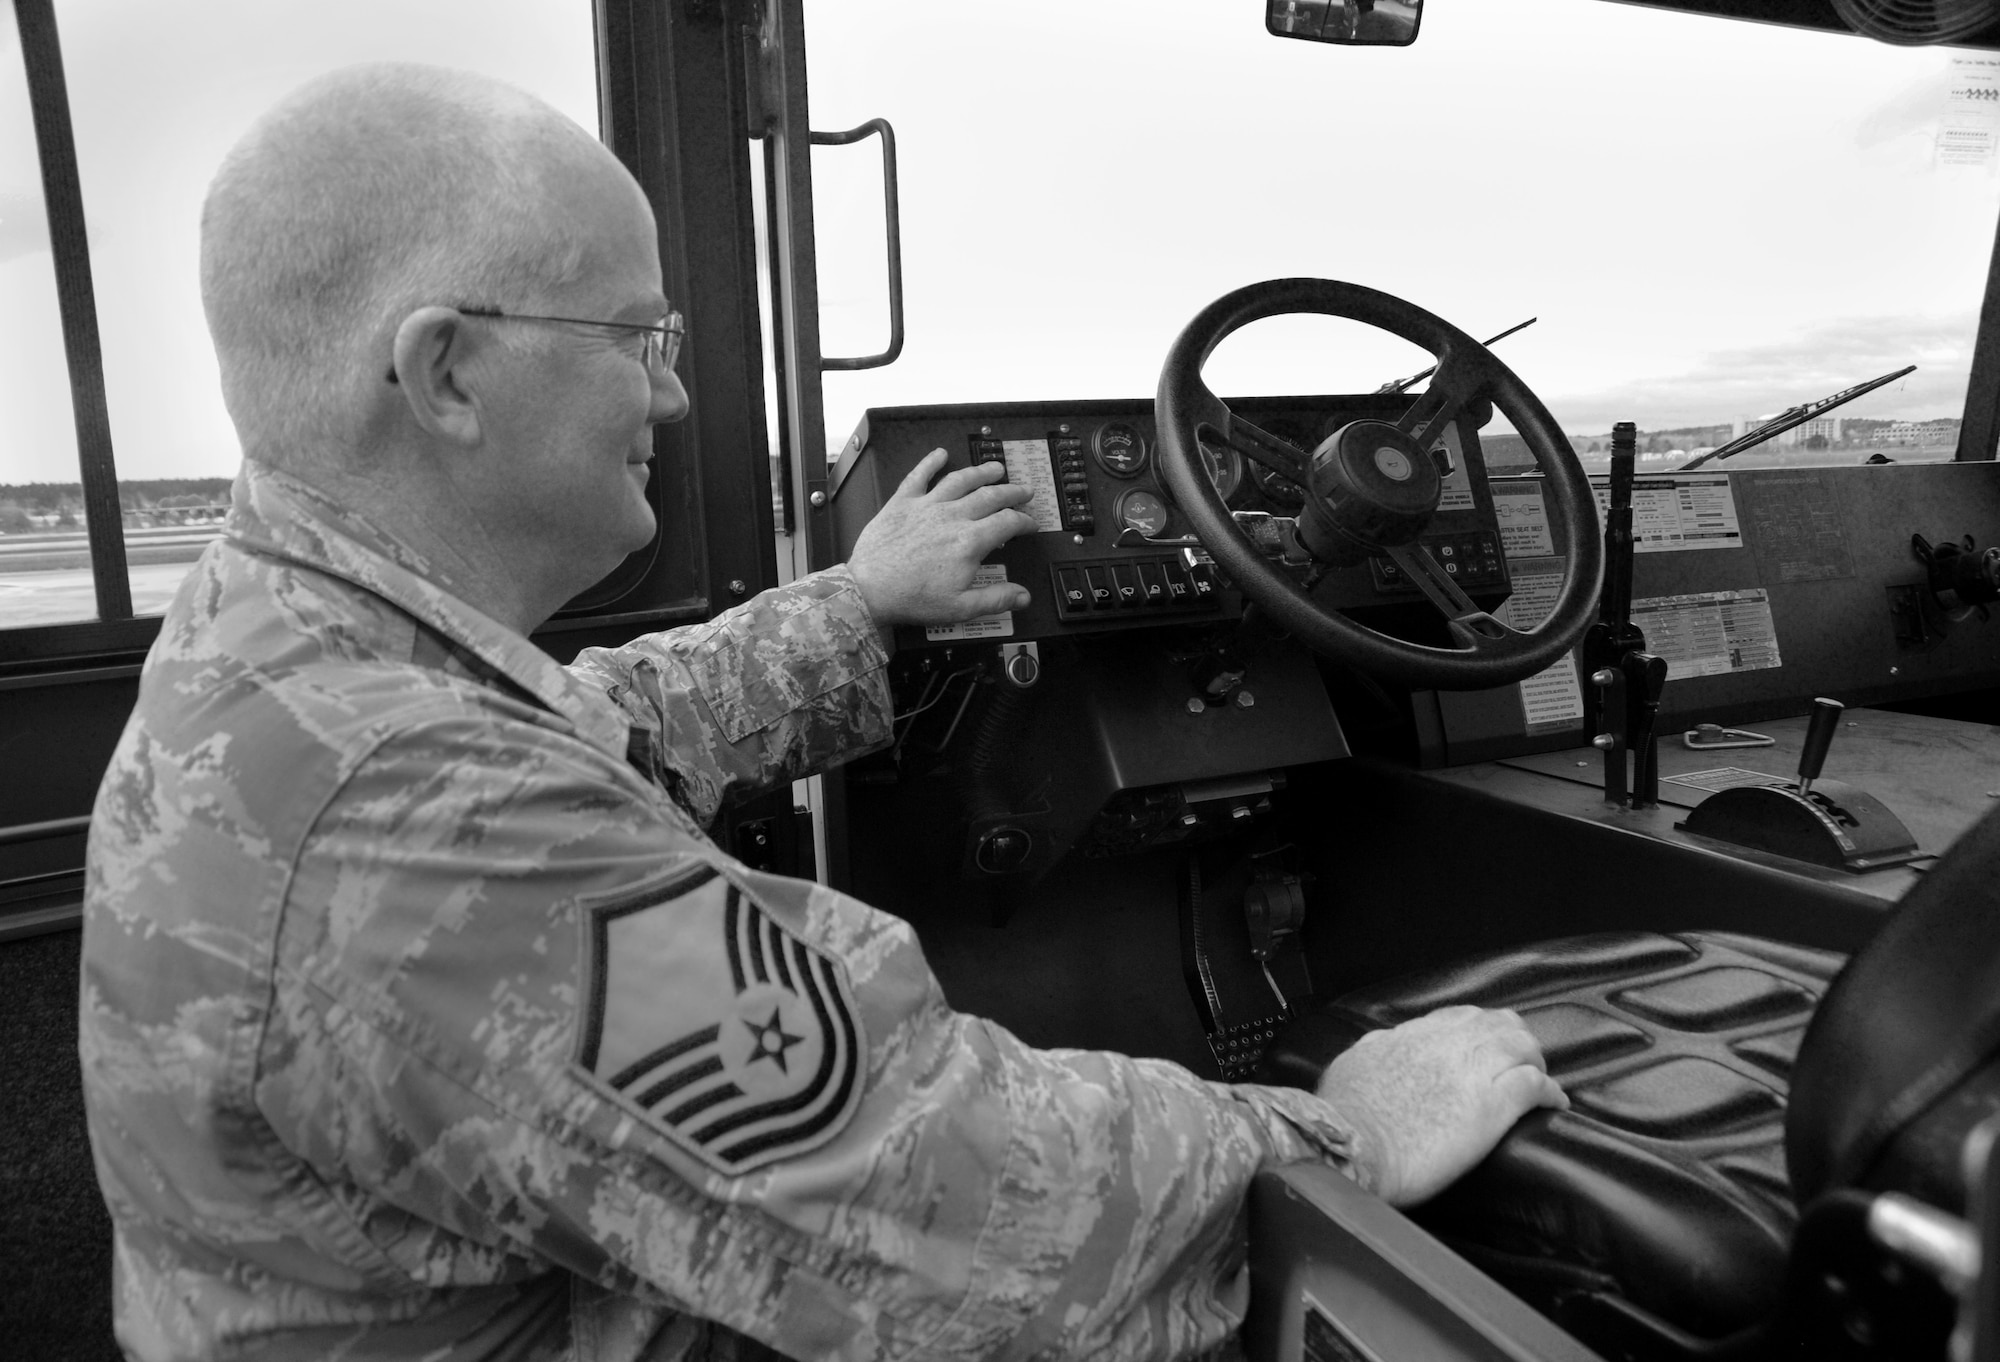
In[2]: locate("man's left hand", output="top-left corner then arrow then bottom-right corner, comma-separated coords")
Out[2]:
1314,1005 -> 1567,1207
848,449 -> 1038,627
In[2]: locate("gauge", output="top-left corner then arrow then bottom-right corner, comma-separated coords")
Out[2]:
1248,417 -> 1311,512
1196,438 -> 1244,502
1093,421 -> 1149,478
1116,488 -> 1172,538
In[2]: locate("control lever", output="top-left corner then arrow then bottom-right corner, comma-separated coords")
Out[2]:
1795,696 -> 1842,800
1678,698 -> 1921,872
1913,533 -> 2000,622
1244,871 -> 1310,1013
1622,652 -> 1669,809
1583,422 -> 1669,809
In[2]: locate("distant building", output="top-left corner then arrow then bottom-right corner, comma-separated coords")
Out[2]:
1732,415 -> 1842,447
1877,419 -> 1957,447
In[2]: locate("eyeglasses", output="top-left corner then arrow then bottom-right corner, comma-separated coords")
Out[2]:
459,306 -> 686,375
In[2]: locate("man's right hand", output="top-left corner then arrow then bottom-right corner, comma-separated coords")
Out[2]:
847,449 -> 1038,628
1315,1005 -> 1567,1207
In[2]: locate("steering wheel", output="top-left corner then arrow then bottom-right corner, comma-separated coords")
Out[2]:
1155,278 -> 1602,690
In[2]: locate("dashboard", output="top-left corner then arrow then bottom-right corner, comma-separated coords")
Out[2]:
828,394 -> 1519,646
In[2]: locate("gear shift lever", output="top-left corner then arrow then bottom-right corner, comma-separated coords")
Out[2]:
1796,697 -> 1843,801
1679,699 -> 1918,872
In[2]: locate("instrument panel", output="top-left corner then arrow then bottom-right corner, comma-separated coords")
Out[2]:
828,395 -> 1520,646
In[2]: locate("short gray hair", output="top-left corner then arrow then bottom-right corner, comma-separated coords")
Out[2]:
201,63 -> 605,458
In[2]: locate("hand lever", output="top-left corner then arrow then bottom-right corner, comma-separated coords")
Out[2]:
1623,652 -> 1670,808
1582,422 -> 1644,743
1797,697 -> 1844,800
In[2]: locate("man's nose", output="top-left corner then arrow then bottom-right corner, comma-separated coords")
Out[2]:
650,368 -> 690,424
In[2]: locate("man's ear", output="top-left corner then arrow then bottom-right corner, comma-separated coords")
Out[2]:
390,307 -> 483,445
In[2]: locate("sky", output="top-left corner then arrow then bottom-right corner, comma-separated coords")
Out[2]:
3,0 -> 1999,486
0,0 -> 596,486
803,0 -> 2000,449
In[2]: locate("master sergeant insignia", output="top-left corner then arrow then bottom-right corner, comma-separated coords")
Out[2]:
575,865 -> 865,1174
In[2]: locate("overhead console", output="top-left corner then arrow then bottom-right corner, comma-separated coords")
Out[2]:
828,395 -> 1514,646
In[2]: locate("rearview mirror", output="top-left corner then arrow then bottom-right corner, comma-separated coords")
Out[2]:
1267,0 -> 1421,46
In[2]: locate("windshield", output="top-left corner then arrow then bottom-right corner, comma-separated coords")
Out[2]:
804,0 -> 2000,475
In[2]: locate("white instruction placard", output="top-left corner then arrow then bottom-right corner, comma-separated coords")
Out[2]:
1630,588 -> 1781,677
1592,475 -> 1742,552
1517,654 -> 1584,736
1941,55 -> 2000,173
924,564 -> 1016,642
1002,439 -> 1063,532
1494,556 -> 1566,630
1490,480 -> 1553,558
1667,766 -> 1790,794
1494,555 -> 1583,734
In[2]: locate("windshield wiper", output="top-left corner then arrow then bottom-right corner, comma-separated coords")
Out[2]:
1675,365 -> 1918,472
1375,317 -> 1537,395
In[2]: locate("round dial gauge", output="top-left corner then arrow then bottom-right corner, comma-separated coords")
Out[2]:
1093,421 -> 1149,477
1197,438 -> 1244,502
1116,488 -> 1172,538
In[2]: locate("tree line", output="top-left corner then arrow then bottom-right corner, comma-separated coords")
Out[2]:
0,478 -> 234,533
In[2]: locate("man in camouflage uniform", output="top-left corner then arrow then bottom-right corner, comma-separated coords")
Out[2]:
80,64 -> 1565,1362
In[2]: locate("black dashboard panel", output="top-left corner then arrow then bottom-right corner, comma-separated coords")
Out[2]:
1425,460 -> 2000,765
829,395 -> 1518,648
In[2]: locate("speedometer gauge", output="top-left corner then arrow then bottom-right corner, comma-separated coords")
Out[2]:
1196,439 -> 1243,502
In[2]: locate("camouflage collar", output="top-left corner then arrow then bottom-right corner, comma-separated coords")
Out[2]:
222,458 -> 631,760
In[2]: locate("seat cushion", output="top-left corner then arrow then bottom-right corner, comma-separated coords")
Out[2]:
1791,801 -> 2000,1211
1259,930 -> 1845,1356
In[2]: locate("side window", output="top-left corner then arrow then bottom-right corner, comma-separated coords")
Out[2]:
0,1 -> 599,638
0,3 -> 87,627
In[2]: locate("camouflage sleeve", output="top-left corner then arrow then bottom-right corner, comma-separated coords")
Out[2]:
566,566 -> 892,824
261,714 -> 1358,1361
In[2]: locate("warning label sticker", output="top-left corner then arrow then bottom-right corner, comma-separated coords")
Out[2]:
923,564 -> 1016,642
1631,588 -> 1781,677
1494,556 -> 1566,631
1518,654 -> 1584,736
1666,766 -> 1791,793
1491,480 -> 1553,559
1593,475 -> 1743,553
1002,439 -> 1063,533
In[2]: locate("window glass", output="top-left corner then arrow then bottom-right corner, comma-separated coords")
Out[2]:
41,0 -> 598,618
0,5 -> 89,628
805,1 -> 2000,476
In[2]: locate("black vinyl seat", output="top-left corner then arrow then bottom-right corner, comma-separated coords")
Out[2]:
1262,931 -> 1843,1355
1260,804 -> 2000,1361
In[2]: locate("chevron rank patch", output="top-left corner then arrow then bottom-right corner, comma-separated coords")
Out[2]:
574,865 -> 864,1174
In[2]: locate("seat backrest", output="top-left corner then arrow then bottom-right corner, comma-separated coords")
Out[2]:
0,927 -> 120,1361
1789,799 -> 2000,1212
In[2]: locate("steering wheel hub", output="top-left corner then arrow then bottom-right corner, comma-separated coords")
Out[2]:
1297,419 -> 1441,565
